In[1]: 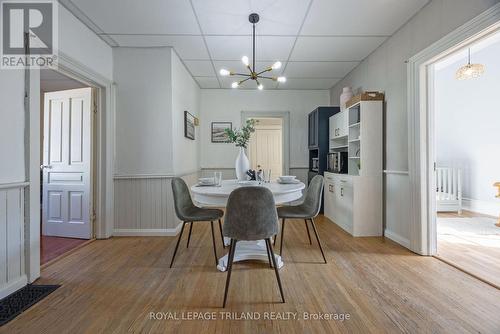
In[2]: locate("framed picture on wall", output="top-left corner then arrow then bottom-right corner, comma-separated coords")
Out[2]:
211,122 -> 232,143
184,111 -> 195,140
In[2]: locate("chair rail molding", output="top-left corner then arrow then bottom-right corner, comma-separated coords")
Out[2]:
407,3 -> 500,255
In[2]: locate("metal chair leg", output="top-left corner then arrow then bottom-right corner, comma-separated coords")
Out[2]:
274,219 -> 281,246
266,239 -> 285,303
280,218 -> 286,256
305,219 -> 312,245
310,218 -> 327,264
210,221 -> 218,266
218,219 -> 225,248
223,239 -> 237,308
186,222 -> 193,248
170,221 -> 187,268
265,239 -> 273,268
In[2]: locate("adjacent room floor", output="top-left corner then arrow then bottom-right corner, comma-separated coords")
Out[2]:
3,216 -> 500,333
40,236 -> 88,265
437,210 -> 500,288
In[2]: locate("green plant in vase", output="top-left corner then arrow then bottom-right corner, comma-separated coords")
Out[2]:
225,119 -> 256,180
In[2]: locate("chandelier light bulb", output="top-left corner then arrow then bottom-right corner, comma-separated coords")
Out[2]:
257,84 -> 264,90
277,76 -> 286,83
231,81 -> 239,89
271,61 -> 282,70
219,69 -> 230,76
241,56 -> 249,66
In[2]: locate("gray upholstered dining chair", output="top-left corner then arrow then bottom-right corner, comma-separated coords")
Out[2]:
169,177 -> 225,268
222,186 -> 284,307
276,175 -> 327,263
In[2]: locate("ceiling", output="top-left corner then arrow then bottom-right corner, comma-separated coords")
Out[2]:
60,0 -> 429,89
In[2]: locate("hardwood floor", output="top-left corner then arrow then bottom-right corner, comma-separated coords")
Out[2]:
3,216 -> 500,333
436,210 -> 500,289
40,236 -> 89,265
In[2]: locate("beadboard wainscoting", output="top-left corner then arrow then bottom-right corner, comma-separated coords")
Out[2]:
0,183 -> 28,299
113,172 -> 199,236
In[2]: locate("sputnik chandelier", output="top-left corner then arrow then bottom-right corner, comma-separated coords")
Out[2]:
219,13 -> 286,90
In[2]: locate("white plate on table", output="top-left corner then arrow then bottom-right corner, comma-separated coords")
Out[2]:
276,178 -> 300,184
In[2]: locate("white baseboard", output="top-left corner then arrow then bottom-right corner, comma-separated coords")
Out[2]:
0,275 -> 28,299
113,224 -> 183,236
463,198 -> 500,217
384,229 -> 410,249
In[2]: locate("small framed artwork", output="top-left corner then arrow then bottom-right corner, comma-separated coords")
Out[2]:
184,111 -> 195,140
211,122 -> 232,143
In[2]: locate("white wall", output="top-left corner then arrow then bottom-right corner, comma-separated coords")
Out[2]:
59,6 -> 113,80
434,34 -> 500,212
200,90 -> 330,170
171,51 -> 201,175
330,0 -> 499,247
113,47 -> 173,176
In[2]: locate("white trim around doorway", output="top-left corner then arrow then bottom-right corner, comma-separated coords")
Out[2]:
241,111 -> 291,176
27,52 -> 115,283
407,4 -> 500,255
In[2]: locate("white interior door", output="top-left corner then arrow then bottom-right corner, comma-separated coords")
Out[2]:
42,88 -> 93,239
248,125 -> 283,178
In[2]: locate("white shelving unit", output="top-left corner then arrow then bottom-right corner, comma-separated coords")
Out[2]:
324,93 -> 384,237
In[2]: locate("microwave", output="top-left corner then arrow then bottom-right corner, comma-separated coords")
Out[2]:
327,152 -> 348,173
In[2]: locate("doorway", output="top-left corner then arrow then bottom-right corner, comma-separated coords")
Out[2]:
430,31 -> 500,288
40,70 -> 94,265
248,117 -> 283,178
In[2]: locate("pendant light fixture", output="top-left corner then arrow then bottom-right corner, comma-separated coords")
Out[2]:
219,13 -> 286,89
455,48 -> 485,80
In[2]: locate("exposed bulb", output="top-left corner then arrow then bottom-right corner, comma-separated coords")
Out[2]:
257,84 -> 264,90
241,56 -> 249,66
271,61 -> 282,70
231,81 -> 239,89
219,69 -> 230,76
277,76 -> 286,83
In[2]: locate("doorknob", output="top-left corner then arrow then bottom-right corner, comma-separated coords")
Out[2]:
40,165 -> 52,170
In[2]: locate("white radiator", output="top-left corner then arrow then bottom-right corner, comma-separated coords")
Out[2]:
436,167 -> 462,214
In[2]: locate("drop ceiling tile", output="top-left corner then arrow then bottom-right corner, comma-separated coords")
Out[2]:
184,60 -> 216,77
301,0 -> 428,35
284,61 -> 359,78
206,36 -> 295,61
194,77 -> 220,89
290,36 -> 387,61
70,0 -> 200,34
109,35 -> 210,59
277,78 -> 340,90
191,0 -> 310,35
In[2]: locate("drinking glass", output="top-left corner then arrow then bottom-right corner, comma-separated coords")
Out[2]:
265,169 -> 272,183
214,172 -> 222,186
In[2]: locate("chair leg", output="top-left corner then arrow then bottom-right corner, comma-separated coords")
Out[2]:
186,222 -> 193,248
305,219 -> 312,245
274,219 -> 281,246
223,239 -> 237,308
218,219 -> 225,248
310,218 -> 327,264
170,221 -> 187,268
210,221 -> 218,266
280,218 -> 286,256
266,239 -> 285,303
265,240 -> 273,268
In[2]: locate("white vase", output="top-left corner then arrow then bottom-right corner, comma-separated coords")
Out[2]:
339,86 -> 354,110
235,147 -> 250,181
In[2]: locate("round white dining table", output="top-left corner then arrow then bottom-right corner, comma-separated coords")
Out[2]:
190,179 -> 305,272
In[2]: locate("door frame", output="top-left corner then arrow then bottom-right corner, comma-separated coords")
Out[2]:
407,4 -> 500,255
241,111 -> 290,176
27,52 -> 115,282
